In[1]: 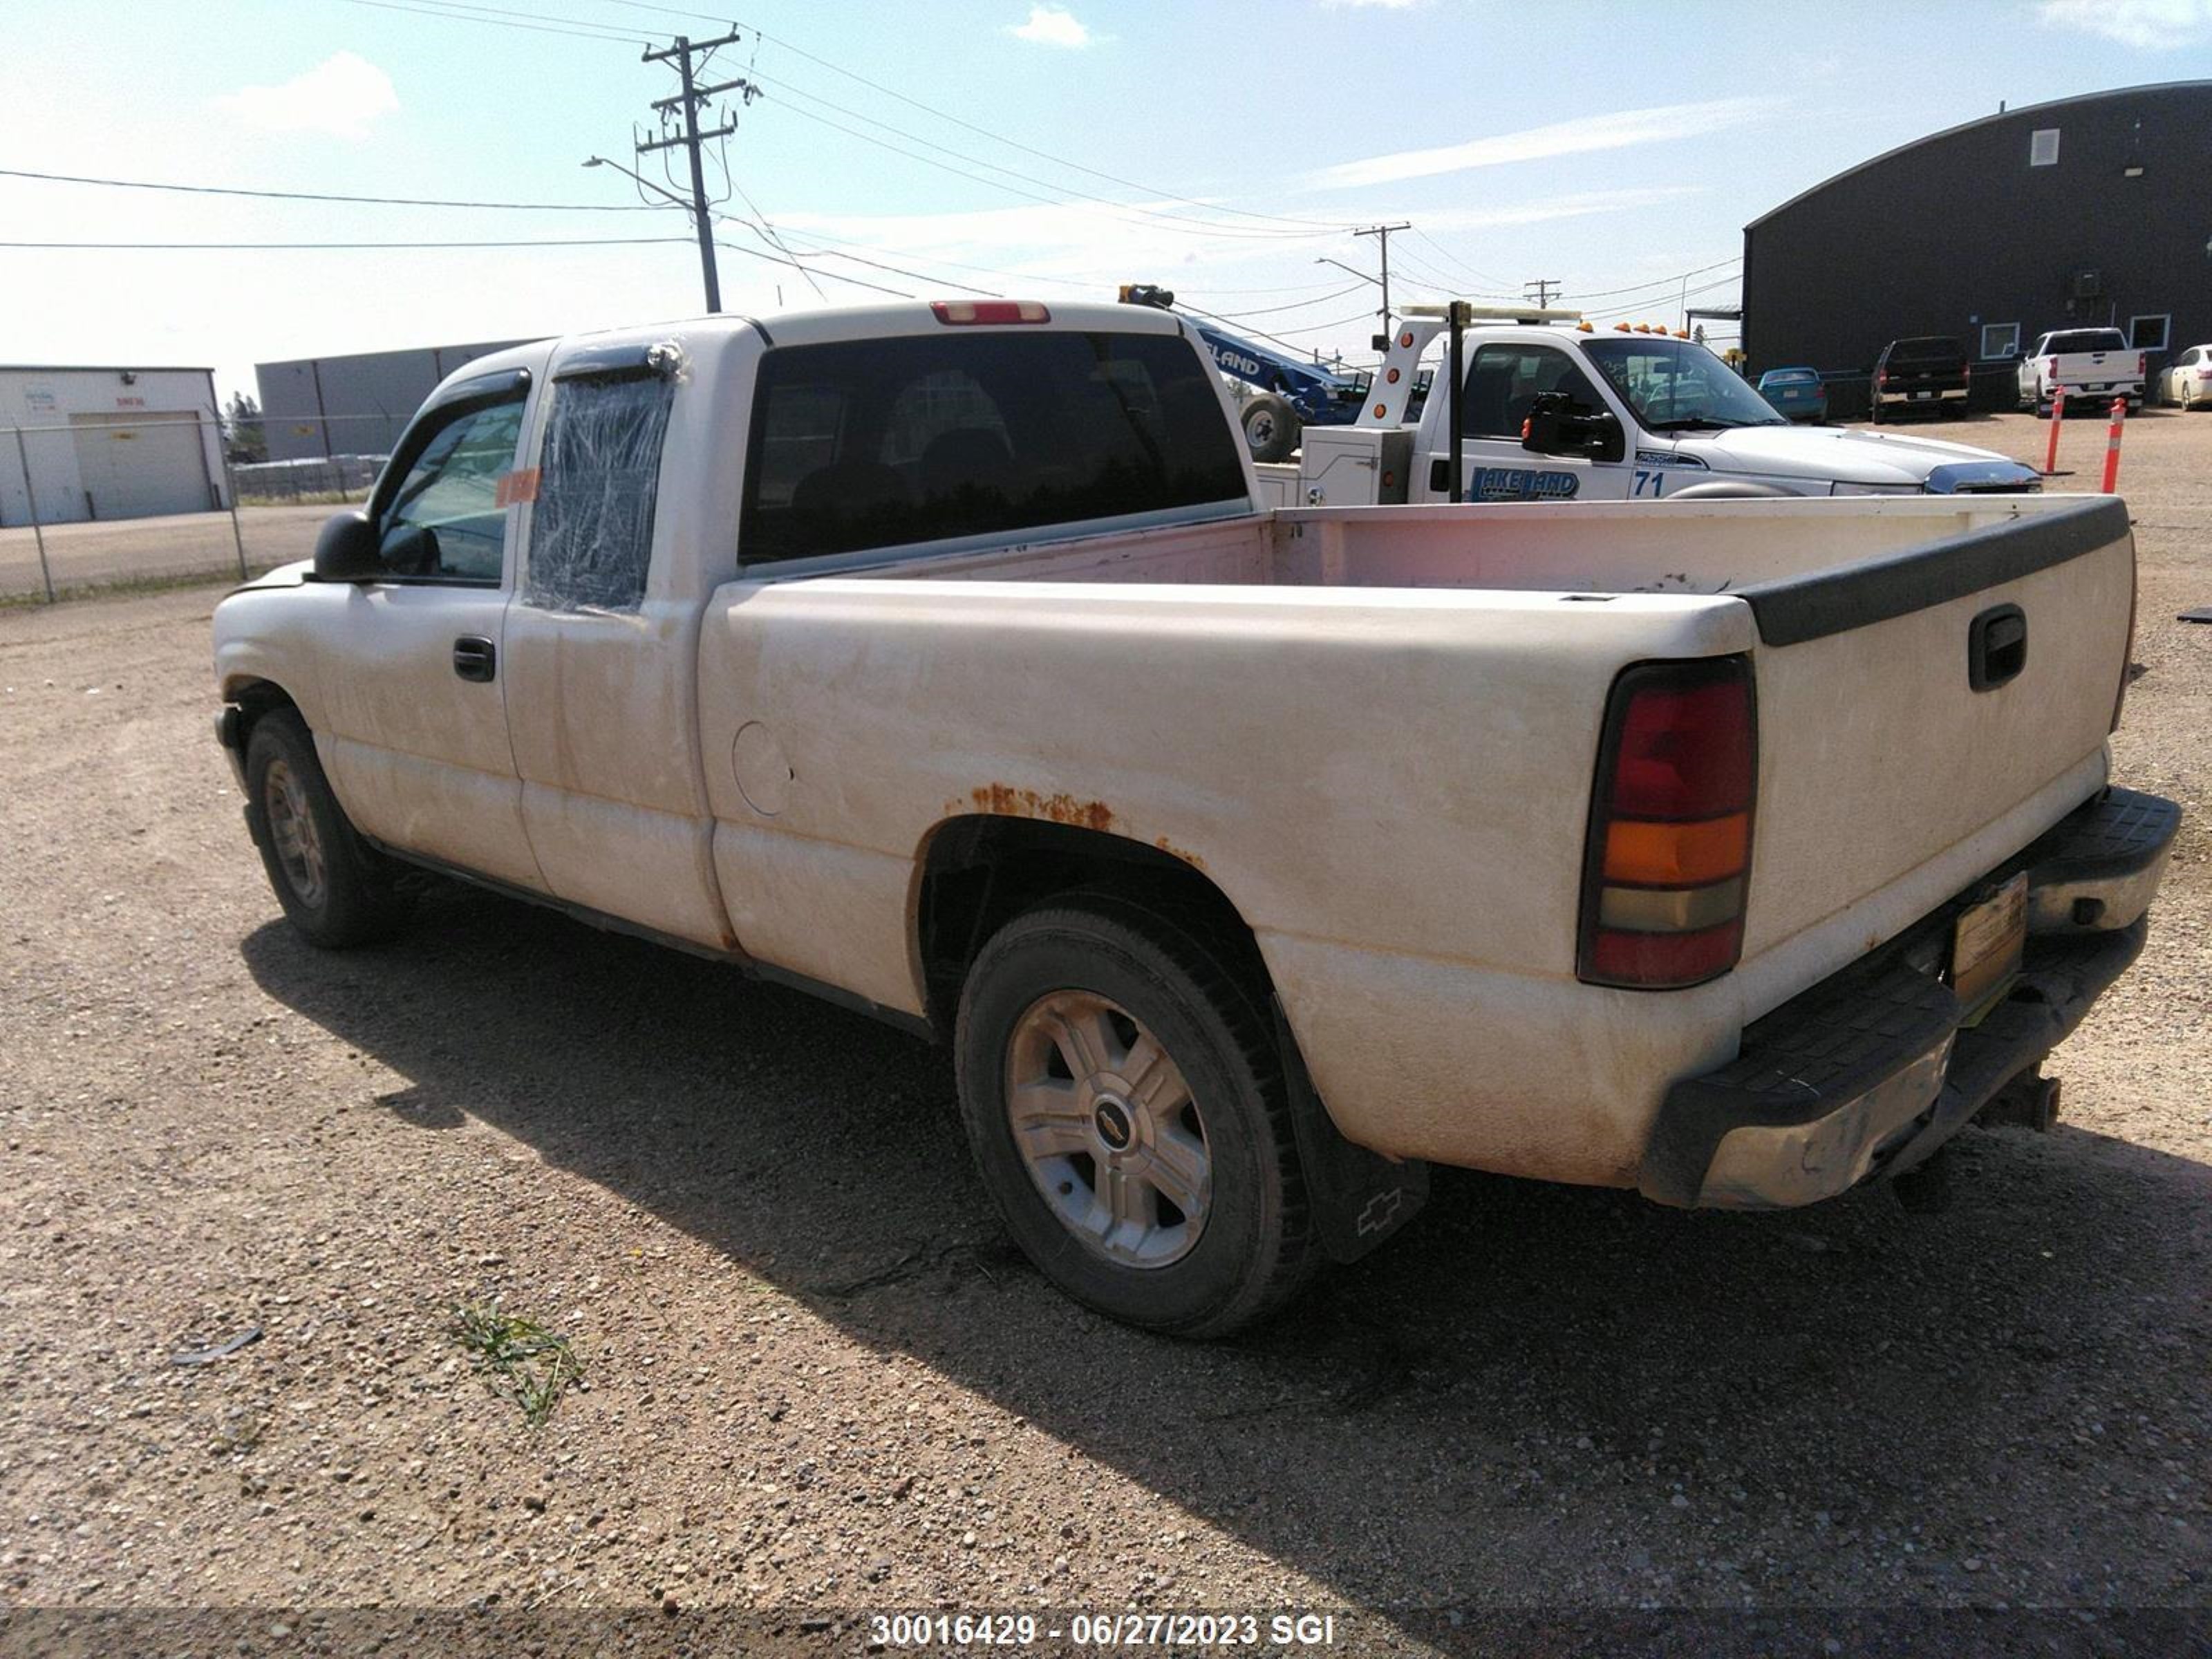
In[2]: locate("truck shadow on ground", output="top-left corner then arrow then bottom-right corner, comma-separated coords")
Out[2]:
243,884 -> 2212,1613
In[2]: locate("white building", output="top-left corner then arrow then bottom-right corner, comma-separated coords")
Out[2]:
1,364 -> 229,527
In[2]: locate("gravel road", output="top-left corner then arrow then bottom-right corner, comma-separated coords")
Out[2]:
1,411 -> 2206,1656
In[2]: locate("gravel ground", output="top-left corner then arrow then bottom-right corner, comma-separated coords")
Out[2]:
1,410 -> 2206,1654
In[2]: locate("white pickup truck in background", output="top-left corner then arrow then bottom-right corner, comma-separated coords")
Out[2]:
2017,328 -> 2148,415
1219,304 -> 2043,510
213,299 -> 2177,1336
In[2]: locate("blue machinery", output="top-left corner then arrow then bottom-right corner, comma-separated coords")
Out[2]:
1118,283 -> 1398,461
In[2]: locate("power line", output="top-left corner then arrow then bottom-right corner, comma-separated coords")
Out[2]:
714,212 -> 995,297
751,76 -> 1328,243
0,164 -> 668,212
709,238 -> 910,297
1204,281 -> 1369,320
346,0 -> 1347,241
1407,228 -> 1517,293
340,0 -> 650,43
0,236 -> 695,249
725,15 -> 1354,233
1571,257 -> 1740,301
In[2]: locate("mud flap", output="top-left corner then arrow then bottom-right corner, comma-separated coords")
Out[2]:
1273,998 -> 1428,1263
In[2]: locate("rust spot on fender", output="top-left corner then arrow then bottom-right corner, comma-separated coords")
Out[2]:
970,785 -> 1114,832
1154,836 -> 1207,872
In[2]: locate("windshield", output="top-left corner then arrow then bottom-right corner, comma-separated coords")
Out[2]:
1582,337 -> 1784,429
1888,337 -> 1964,364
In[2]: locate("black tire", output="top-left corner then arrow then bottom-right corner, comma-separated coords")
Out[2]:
243,709 -> 411,948
954,896 -> 1315,1337
1239,394 -> 1300,465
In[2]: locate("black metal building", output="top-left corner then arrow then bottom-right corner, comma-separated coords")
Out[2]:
1743,82 -> 2212,412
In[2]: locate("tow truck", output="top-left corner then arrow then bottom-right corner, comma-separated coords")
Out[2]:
1154,299 -> 2043,507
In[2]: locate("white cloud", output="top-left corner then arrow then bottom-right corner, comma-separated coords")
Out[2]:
1417,186 -> 1707,233
2037,0 -> 2212,46
212,52 -> 398,140
1009,5 -> 1098,46
1306,97 -> 1780,190
1322,0 -> 1422,8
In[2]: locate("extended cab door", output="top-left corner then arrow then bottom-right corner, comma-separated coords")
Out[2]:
312,364 -> 547,892
499,342 -> 736,950
1418,340 -> 1633,503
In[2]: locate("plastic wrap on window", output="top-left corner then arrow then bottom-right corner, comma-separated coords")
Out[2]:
524,368 -> 676,612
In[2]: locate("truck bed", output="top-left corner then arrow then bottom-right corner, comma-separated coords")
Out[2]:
873,493 -> 2081,599
710,491 -> 2133,1178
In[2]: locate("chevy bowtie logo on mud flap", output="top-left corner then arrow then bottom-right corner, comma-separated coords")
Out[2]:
1465,467 -> 1581,503
1356,1187 -> 1409,1236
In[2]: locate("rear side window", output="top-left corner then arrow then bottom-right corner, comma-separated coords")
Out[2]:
525,370 -> 676,612
1886,337 -> 1964,364
739,330 -> 1246,566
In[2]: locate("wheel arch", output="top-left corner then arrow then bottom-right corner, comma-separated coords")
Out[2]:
910,814 -> 1271,1040
221,674 -> 305,744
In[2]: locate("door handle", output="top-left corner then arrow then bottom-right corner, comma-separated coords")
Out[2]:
453,636 -> 497,683
1967,604 -> 2025,691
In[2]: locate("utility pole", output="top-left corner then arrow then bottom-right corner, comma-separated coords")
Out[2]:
1524,279 -> 1562,310
1353,222 -> 1412,338
638,29 -> 753,312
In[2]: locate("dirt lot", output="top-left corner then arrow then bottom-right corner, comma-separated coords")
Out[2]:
1,411 -> 2208,1654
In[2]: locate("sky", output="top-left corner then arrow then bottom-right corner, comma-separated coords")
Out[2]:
2,0 -> 2207,409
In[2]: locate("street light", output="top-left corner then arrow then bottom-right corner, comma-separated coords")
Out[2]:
1314,256 -> 1381,288
582,154 -> 691,213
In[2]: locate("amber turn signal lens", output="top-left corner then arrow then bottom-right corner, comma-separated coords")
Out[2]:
1603,814 -> 1750,887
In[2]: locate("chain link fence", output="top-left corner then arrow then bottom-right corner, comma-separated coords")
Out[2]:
1,413 -> 394,604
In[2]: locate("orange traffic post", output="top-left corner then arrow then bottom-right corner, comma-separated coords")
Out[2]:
2101,396 -> 2127,494
2043,388 -> 2066,474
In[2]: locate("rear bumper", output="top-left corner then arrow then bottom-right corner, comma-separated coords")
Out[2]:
1640,787 -> 2180,1209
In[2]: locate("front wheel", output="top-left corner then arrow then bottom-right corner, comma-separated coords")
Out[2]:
244,709 -> 411,948
954,897 -> 1315,1336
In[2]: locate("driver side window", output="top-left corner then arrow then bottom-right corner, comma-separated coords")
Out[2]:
1461,344 -> 1604,438
375,398 -> 526,583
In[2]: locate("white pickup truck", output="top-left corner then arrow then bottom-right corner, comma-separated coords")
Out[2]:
212,299 -> 2177,1337
2017,328 -> 2148,415
1203,307 -> 2044,509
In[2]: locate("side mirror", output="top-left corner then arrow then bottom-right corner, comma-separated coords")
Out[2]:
312,510 -> 384,582
1522,391 -> 1625,465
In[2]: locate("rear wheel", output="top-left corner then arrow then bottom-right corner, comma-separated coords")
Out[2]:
245,710 -> 411,948
954,897 -> 1314,1336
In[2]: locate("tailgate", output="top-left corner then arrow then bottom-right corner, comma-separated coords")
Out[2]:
1736,497 -> 2133,964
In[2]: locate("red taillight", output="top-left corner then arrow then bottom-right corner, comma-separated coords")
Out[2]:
930,300 -> 1050,325
1578,657 -> 1757,990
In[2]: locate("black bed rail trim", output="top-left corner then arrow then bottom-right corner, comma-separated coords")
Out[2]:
1739,496 -> 2129,648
